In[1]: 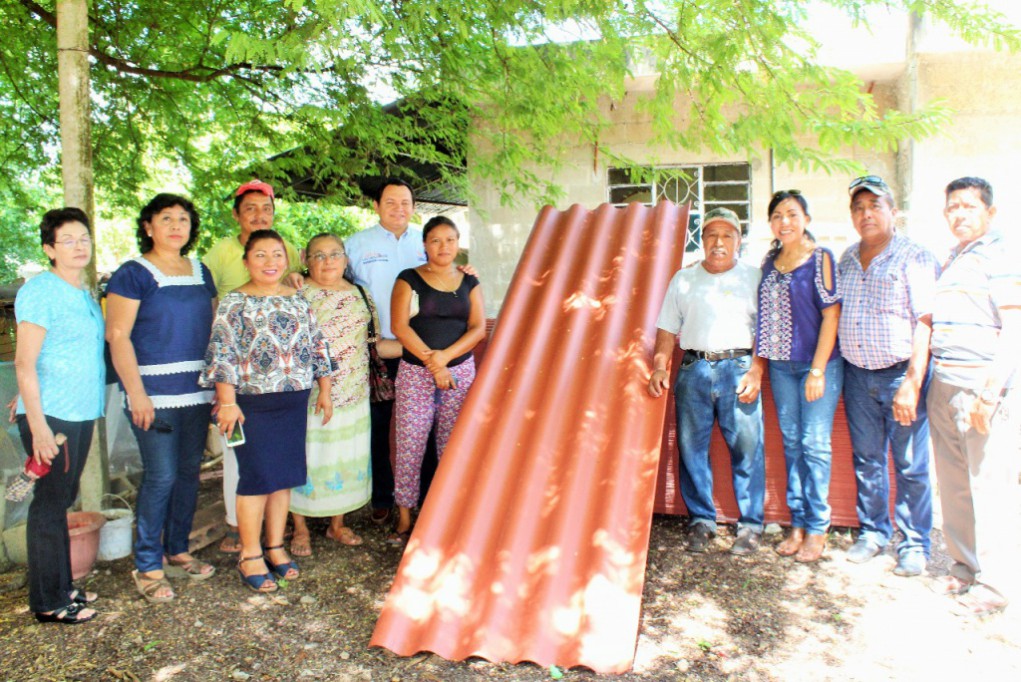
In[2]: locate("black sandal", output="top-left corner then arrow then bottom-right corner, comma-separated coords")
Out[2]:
69,589 -> 98,605
35,602 -> 96,624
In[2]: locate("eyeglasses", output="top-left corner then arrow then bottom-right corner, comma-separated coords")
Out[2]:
53,236 -> 93,248
771,189 -> 802,199
308,251 -> 346,263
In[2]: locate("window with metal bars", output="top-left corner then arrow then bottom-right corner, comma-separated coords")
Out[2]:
607,163 -> 752,253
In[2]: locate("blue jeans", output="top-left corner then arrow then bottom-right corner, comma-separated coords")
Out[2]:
674,354 -> 765,532
843,360 -> 932,556
769,358 -> 843,534
130,403 -> 211,572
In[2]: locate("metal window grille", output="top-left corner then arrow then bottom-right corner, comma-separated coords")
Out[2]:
608,163 -> 752,255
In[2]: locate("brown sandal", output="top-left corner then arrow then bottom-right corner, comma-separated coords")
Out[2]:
326,526 -> 363,546
795,533 -> 827,563
776,528 -> 805,557
164,555 -> 216,581
132,570 -> 175,603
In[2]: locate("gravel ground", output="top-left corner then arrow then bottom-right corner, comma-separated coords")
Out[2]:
1,483 -> 1019,682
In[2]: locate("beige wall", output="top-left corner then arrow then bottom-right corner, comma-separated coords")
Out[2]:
470,49 -> 1021,316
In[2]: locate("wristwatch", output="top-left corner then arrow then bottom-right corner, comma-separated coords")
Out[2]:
979,388 -> 998,405
809,368 -> 824,378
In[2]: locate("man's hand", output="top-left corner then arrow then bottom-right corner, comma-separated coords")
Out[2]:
968,397 -> 995,435
457,264 -> 478,278
648,369 -> 669,398
736,367 -> 762,404
891,379 -> 921,427
284,271 -> 305,289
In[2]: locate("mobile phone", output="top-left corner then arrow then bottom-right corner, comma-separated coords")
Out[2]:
223,422 -> 246,448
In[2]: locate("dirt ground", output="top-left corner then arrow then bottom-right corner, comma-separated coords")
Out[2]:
1,480 -> 1019,682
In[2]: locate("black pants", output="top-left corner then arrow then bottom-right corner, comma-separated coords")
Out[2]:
371,358 -> 438,510
17,415 -> 93,613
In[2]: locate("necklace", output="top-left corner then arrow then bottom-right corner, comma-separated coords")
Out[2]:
425,265 -> 460,296
775,243 -> 812,273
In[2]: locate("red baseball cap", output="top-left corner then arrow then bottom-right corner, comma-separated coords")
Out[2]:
235,179 -> 275,199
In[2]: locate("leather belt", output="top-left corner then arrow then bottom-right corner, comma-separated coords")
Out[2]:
683,348 -> 752,362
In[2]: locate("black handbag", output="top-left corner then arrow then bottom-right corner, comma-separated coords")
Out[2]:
355,285 -> 395,402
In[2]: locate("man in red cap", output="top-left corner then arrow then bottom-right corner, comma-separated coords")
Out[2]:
203,179 -> 301,297
202,179 -> 302,553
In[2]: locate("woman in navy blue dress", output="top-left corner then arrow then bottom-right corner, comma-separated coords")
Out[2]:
107,194 -> 218,603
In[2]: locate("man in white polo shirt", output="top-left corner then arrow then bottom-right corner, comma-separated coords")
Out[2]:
345,179 -> 430,525
648,208 -> 766,555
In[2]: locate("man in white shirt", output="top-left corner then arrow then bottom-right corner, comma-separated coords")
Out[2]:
648,208 -> 766,555
345,179 -> 430,524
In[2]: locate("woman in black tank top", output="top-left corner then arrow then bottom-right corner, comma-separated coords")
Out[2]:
388,217 -> 486,543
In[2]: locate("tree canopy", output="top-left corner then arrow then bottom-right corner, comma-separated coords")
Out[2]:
1,0 -> 1018,231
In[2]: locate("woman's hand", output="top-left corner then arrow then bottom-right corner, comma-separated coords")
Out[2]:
7,395 -> 17,423
29,421 -> 60,466
432,367 -> 457,390
314,389 -> 333,425
217,403 -> 245,439
128,391 -> 156,430
424,349 -> 451,374
805,372 -> 825,402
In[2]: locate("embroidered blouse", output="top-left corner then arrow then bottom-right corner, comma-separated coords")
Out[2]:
106,257 -> 217,409
756,247 -> 841,363
201,292 -> 331,394
300,282 -> 380,408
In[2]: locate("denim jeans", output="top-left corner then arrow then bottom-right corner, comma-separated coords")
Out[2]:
129,403 -> 211,572
17,415 -> 93,613
768,358 -> 844,534
843,360 -> 932,556
673,354 -> 766,532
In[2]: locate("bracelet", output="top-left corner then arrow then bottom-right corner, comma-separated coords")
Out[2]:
219,402 -> 237,408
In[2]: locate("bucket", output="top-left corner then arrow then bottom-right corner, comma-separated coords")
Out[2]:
97,494 -> 134,561
68,511 -> 106,580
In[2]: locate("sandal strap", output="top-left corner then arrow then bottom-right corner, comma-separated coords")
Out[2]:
238,554 -> 264,564
263,544 -> 284,551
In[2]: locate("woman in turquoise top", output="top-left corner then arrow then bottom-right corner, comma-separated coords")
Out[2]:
13,207 -> 105,624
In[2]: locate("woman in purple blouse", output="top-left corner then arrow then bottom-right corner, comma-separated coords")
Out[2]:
756,190 -> 842,563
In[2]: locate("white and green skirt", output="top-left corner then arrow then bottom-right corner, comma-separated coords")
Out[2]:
290,397 -> 371,517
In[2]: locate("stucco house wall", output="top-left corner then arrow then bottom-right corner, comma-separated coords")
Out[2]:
469,30 -> 1021,317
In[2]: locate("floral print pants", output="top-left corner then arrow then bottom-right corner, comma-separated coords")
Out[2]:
394,358 -> 475,508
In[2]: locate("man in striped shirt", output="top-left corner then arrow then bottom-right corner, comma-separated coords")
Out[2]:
929,176 -> 1021,617
838,175 -> 939,577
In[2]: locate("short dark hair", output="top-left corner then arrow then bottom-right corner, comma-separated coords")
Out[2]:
372,177 -> 416,204
40,207 -> 90,265
945,176 -> 993,208
40,207 -> 90,248
422,215 -> 459,241
136,193 -> 200,255
242,229 -> 287,261
233,189 -> 275,212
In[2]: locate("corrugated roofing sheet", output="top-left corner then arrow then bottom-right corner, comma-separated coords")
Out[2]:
371,201 -> 690,673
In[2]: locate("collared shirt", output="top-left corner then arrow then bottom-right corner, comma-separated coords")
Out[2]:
656,261 -> 761,351
202,235 -> 300,298
15,272 -> 105,421
345,223 -> 427,338
838,234 -> 939,370
930,229 -> 1021,389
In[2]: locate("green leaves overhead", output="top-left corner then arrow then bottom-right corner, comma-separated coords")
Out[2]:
1,0 -> 1017,221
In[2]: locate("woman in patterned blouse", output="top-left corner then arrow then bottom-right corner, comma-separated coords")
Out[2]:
288,233 -> 401,555
756,190 -> 843,563
202,230 -> 332,593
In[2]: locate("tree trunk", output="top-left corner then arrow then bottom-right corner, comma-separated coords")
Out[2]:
57,0 -> 106,512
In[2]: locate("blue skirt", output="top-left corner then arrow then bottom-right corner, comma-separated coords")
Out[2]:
235,390 -> 310,495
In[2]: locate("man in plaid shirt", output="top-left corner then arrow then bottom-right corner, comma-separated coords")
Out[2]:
837,175 -> 939,577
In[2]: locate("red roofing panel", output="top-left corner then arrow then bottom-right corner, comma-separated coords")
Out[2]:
371,201 -> 689,673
